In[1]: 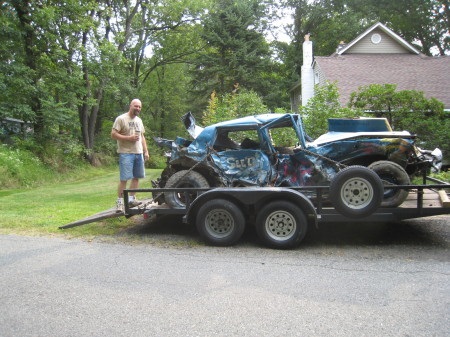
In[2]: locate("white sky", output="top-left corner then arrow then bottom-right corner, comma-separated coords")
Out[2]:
265,5 -> 294,43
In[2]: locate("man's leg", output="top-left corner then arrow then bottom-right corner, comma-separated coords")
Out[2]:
129,178 -> 139,197
118,180 -> 128,198
130,154 -> 145,200
117,153 -> 134,212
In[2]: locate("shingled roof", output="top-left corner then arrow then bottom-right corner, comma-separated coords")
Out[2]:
293,22 -> 450,111
314,53 -> 450,109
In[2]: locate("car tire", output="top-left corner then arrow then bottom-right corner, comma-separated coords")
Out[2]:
152,167 -> 176,205
164,170 -> 210,208
330,165 -> 383,218
196,199 -> 245,246
368,160 -> 410,207
255,201 -> 308,249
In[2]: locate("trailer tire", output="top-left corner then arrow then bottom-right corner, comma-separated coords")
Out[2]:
255,201 -> 308,249
368,160 -> 410,207
330,165 -> 383,218
164,170 -> 210,209
196,199 -> 245,246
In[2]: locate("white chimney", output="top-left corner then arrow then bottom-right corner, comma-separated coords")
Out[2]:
301,34 -> 314,106
336,41 -> 346,53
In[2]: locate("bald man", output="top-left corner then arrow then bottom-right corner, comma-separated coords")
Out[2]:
111,99 -> 149,212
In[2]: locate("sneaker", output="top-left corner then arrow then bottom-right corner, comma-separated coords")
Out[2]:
129,199 -> 142,207
116,199 -> 124,213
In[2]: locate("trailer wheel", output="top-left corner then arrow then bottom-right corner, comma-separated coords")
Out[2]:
368,160 -> 410,207
255,201 -> 308,249
330,166 -> 383,218
196,199 -> 245,246
164,170 -> 210,209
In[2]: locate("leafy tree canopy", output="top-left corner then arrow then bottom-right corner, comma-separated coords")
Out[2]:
190,0 -> 273,105
349,83 -> 448,156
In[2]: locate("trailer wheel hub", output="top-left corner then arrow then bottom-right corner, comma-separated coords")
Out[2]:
341,177 -> 373,209
265,210 -> 296,239
205,209 -> 234,237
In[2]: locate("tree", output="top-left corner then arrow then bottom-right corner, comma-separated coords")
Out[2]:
191,0 -> 273,106
349,84 -> 448,156
0,3 -> 35,124
301,82 -> 363,138
1,0 -> 208,165
202,85 -> 268,125
332,0 -> 450,56
77,0 -> 209,164
1,0 -> 91,143
285,0 -> 368,72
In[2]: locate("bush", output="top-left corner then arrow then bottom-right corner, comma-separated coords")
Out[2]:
146,142 -> 168,169
300,82 -> 366,139
348,84 -> 448,159
0,144 -> 53,188
202,86 -> 269,125
0,133 -> 96,189
431,170 -> 450,183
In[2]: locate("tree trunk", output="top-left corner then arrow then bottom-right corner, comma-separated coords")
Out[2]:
12,0 -> 44,136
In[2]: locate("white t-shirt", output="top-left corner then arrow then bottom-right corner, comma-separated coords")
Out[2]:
112,113 -> 145,154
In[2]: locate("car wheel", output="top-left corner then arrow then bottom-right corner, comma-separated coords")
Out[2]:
152,167 -> 176,205
255,201 -> 308,249
368,160 -> 410,207
164,170 -> 210,208
330,165 -> 383,218
196,199 -> 245,246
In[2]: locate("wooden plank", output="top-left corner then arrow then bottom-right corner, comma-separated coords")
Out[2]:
400,189 -> 443,209
438,190 -> 450,207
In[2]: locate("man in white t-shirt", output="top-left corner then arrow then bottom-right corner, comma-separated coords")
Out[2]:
111,99 -> 149,212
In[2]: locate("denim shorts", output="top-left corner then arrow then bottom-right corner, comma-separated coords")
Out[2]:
119,153 -> 145,181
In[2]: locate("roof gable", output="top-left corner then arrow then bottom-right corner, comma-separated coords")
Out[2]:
338,22 -> 420,55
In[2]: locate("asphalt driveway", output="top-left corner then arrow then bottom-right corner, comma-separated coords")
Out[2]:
1,215 -> 449,337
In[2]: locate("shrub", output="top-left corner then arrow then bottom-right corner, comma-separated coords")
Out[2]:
0,144 -> 53,188
202,86 -> 269,125
300,82 -> 366,139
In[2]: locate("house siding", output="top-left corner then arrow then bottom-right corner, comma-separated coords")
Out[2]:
295,22 -> 450,111
345,29 -> 411,54
314,62 -> 327,87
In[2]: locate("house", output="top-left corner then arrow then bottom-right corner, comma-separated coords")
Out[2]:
291,22 -> 450,112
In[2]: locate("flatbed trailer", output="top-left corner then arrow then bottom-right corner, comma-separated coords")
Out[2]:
60,177 -> 450,249
126,184 -> 449,222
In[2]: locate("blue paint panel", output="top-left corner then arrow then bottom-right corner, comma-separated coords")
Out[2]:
328,118 -> 391,132
211,150 -> 272,186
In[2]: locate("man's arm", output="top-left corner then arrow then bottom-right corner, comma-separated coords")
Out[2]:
111,128 -> 139,142
142,135 -> 149,161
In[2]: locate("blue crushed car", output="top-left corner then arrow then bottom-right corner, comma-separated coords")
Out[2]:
153,113 -> 441,209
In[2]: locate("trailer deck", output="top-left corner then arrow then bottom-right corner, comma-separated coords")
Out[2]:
60,182 -> 450,230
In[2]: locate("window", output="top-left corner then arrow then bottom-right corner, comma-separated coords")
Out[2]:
213,129 -> 260,151
371,33 -> 382,44
315,71 -> 320,84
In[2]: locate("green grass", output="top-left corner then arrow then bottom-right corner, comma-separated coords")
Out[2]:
0,168 -> 162,239
412,171 -> 450,184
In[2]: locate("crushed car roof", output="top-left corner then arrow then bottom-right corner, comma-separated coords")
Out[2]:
211,113 -> 292,128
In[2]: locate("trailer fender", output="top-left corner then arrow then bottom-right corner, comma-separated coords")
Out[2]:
184,187 -> 317,228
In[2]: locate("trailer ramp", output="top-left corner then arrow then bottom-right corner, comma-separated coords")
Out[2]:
59,198 -> 157,229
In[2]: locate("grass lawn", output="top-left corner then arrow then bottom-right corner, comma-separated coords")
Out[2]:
0,168 -> 162,239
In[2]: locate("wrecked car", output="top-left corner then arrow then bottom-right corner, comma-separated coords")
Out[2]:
153,113 -> 441,209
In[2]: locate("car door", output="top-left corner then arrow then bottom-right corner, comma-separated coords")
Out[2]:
210,129 -> 272,186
